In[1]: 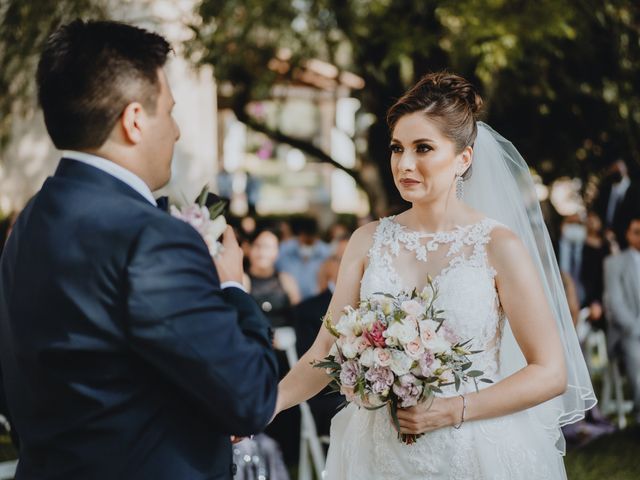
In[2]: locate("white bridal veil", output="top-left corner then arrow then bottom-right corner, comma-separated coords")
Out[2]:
465,122 -> 597,454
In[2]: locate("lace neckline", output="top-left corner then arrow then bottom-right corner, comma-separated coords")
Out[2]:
388,216 -> 490,238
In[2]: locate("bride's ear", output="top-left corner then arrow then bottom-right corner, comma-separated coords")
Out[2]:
457,146 -> 473,176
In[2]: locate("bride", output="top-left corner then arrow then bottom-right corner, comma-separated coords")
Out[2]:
273,72 -> 596,479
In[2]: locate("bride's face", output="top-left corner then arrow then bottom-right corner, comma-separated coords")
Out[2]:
390,112 -> 471,204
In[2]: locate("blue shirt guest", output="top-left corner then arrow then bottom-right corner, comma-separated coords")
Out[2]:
277,217 -> 331,300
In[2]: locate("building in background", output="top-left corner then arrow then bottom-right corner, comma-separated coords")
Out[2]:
0,0 -> 218,214
217,52 -> 369,227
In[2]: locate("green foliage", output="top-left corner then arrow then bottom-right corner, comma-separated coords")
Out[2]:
2,0 -> 639,207
191,0 -> 640,209
0,0 -> 109,148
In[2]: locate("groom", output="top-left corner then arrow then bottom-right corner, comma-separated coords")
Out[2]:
0,20 -> 278,479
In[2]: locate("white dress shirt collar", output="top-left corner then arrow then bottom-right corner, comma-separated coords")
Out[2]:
62,150 -> 157,206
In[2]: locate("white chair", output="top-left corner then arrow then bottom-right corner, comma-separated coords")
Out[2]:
273,327 -> 327,480
577,311 -> 633,429
0,460 -> 17,480
0,415 -> 17,480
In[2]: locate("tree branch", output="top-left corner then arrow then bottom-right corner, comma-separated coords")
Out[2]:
231,105 -> 368,189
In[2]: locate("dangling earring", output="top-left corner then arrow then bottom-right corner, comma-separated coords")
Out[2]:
456,174 -> 464,200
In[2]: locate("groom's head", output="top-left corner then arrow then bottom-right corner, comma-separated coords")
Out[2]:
37,20 -> 180,190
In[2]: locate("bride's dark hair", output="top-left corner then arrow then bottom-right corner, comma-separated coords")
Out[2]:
387,72 -> 483,179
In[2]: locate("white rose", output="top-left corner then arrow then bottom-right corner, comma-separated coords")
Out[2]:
404,339 -> 425,360
360,348 -> 375,368
401,300 -> 424,317
390,350 -> 414,376
386,319 -> 418,345
424,335 -> 451,355
361,311 -> 376,328
419,320 -> 437,346
374,348 -> 392,367
329,342 -> 339,358
341,336 -> 359,359
336,307 -> 362,337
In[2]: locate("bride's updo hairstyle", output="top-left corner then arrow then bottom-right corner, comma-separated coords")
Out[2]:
387,72 -> 483,179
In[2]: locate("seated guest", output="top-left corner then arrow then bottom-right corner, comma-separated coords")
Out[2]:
247,228 -> 301,468
247,228 -> 301,327
604,212 -> 640,423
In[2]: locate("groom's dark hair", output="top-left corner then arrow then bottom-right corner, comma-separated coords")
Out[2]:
37,19 -> 171,150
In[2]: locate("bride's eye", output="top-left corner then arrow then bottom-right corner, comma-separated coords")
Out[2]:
416,143 -> 432,154
389,144 -> 403,154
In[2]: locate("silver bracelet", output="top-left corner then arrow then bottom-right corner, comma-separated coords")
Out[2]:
453,394 -> 466,429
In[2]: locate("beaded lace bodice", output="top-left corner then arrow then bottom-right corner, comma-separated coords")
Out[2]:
361,216 -> 506,381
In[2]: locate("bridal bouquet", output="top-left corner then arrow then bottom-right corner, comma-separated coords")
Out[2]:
315,277 -> 492,444
170,186 -> 227,257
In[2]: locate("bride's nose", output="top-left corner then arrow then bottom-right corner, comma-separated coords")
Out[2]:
397,152 -> 416,172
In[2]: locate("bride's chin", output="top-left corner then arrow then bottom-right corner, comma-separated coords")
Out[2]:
398,190 -> 428,203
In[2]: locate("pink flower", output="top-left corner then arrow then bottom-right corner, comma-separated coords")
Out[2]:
365,366 -> 394,395
339,360 -> 361,387
363,321 -> 387,348
170,204 -> 210,235
419,320 -> 436,344
417,351 -> 436,377
373,348 -> 392,367
441,324 -> 460,344
404,338 -> 425,360
393,374 -> 422,408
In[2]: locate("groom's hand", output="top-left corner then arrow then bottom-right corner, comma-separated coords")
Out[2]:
213,226 -> 244,284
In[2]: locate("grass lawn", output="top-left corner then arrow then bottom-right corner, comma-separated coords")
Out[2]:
565,425 -> 640,480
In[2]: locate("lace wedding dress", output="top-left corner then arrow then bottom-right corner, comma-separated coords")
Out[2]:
325,216 -> 568,479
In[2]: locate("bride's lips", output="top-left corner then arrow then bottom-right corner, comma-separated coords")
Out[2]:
399,178 -> 421,187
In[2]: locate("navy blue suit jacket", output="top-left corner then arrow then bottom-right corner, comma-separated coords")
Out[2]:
0,159 -> 278,479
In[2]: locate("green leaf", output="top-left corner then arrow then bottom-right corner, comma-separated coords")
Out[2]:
480,378 -> 495,384
389,402 -> 402,433
196,184 -> 209,207
208,200 -> 226,219
466,370 -> 484,377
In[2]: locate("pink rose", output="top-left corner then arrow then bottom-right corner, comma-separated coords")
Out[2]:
363,321 -> 387,348
404,339 -> 425,360
373,348 -> 392,367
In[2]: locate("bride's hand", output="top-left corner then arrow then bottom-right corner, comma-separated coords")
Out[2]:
395,396 -> 463,434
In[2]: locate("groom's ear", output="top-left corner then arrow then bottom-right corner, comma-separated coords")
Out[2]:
120,102 -> 146,145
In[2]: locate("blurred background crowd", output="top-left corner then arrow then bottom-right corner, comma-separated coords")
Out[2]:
1,0 -> 640,479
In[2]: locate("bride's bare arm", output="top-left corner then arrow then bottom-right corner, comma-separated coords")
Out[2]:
397,227 -> 567,433
274,223 -> 376,415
